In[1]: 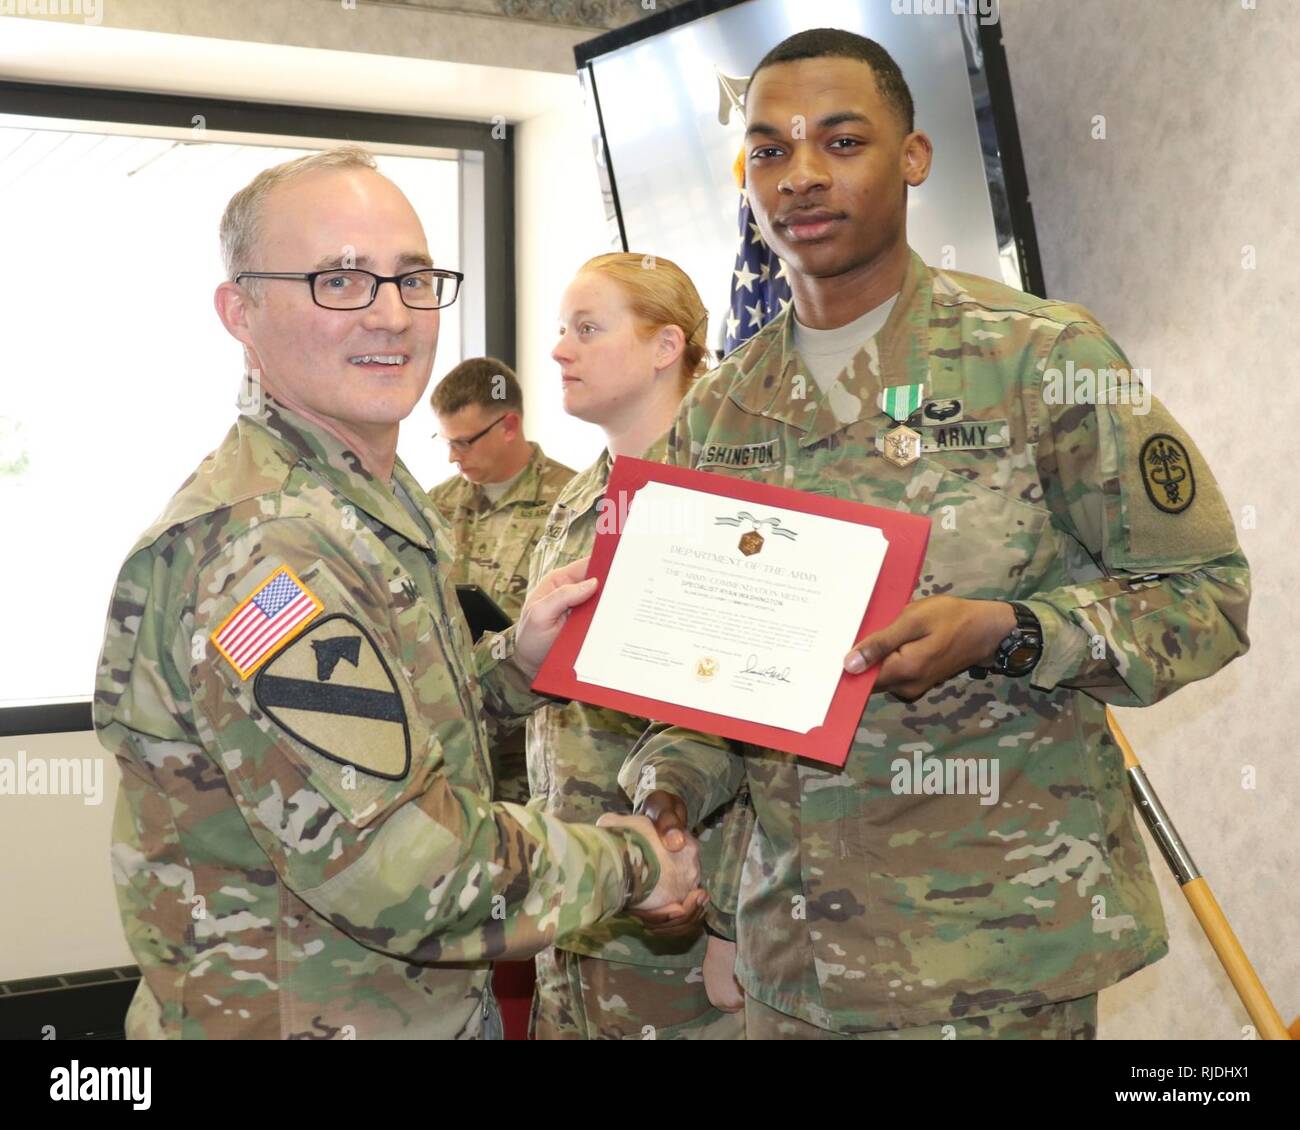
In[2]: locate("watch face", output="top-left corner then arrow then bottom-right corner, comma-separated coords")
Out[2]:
1005,642 -> 1039,673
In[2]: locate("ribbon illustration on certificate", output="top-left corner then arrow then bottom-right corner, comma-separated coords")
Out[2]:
533,458 -> 931,766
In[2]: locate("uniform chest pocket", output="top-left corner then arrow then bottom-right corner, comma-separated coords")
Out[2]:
493,507 -> 543,593
917,459 -> 1056,600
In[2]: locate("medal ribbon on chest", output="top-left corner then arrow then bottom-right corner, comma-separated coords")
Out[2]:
878,382 -> 926,467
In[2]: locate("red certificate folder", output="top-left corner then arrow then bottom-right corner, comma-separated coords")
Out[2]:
531,457 -> 931,767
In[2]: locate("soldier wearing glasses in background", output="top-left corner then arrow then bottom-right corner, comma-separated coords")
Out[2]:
428,359 -> 575,802
94,146 -> 701,1039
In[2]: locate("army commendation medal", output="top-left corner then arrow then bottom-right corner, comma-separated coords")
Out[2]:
882,425 -> 922,468
879,382 -> 926,467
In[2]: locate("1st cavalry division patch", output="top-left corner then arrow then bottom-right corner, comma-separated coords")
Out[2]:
253,614 -> 411,780
210,566 -> 324,679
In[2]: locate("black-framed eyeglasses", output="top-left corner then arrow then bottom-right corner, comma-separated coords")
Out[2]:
433,413 -> 509,454
235,267 -> 463,310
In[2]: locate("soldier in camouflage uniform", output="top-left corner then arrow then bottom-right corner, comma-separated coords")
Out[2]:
527,253 -> 746,1039
624,31 -> 1250,1039
94,147 -> 699,1039
428,359 -> 575,803
428,358 -> 576,622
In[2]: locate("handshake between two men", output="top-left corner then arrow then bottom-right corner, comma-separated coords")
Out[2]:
508,557 -> 708,923
617,791 -> 744,1014
601,798 -> 742,1012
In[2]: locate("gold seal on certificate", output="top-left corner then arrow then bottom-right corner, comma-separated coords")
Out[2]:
695,657 -> 719,682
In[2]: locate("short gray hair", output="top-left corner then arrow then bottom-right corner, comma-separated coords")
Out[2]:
219,145 -> 379,294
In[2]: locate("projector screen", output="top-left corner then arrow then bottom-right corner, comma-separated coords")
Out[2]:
0,119 -> 474,726
576,0 -> 1042,356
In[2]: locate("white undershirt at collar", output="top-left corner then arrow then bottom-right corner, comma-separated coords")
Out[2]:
481,464 -> 527,504
792,294 -> 899,394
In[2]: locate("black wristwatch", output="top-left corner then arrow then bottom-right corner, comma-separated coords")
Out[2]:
969,602 -> 1042,679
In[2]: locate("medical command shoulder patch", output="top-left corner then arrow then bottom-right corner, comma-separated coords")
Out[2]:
210,566 -> 324,679
1139,433 -> 1196,514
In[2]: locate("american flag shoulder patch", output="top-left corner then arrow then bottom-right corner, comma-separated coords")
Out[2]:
210,566 -> 324,680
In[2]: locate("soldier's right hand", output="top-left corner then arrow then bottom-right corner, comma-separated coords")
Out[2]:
596,812 -> 702,912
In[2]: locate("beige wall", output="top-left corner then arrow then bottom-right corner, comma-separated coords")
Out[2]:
10,0 -> 591,73
998,0 -> 1297,1039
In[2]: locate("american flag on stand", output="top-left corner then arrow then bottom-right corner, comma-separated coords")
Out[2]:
211,567 -> 323,679
724,178 -> 793,355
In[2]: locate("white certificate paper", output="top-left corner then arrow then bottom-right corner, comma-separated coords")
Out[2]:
573,481 -> 888,734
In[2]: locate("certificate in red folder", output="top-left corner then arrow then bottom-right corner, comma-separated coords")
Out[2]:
532,458 -> 931,767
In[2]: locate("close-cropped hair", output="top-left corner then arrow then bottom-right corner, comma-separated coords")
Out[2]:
431,356 -> 525,416
750,27 -> 915,134
220,145 -> 380,294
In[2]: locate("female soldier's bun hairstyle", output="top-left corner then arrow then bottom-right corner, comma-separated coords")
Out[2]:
579,252 -> 711,391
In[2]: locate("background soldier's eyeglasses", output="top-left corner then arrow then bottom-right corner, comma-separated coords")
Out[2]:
234,268 -> 464,310
432,414 -> 508,454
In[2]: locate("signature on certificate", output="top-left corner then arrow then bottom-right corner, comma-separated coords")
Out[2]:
742,654 -> 792,683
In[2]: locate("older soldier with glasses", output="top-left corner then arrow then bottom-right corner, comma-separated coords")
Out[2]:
94,144 -> 702,1040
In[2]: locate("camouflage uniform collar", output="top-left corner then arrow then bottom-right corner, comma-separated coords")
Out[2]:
446,442 -> 552,514
485,442 -> 551,511
248,396 -> 433,549
561,434 -> 670,520
727,248 -> 932,444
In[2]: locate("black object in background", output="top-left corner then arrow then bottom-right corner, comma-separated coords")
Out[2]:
0,965 -> 140,1040
456,584 -> 513,642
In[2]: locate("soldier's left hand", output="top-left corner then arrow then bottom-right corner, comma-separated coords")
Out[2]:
513,555 -> 598,679
702,936 -> 745,1013
843,595 -> 1016,701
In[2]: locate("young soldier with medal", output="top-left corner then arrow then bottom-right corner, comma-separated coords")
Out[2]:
625,28 -> 1251,1039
